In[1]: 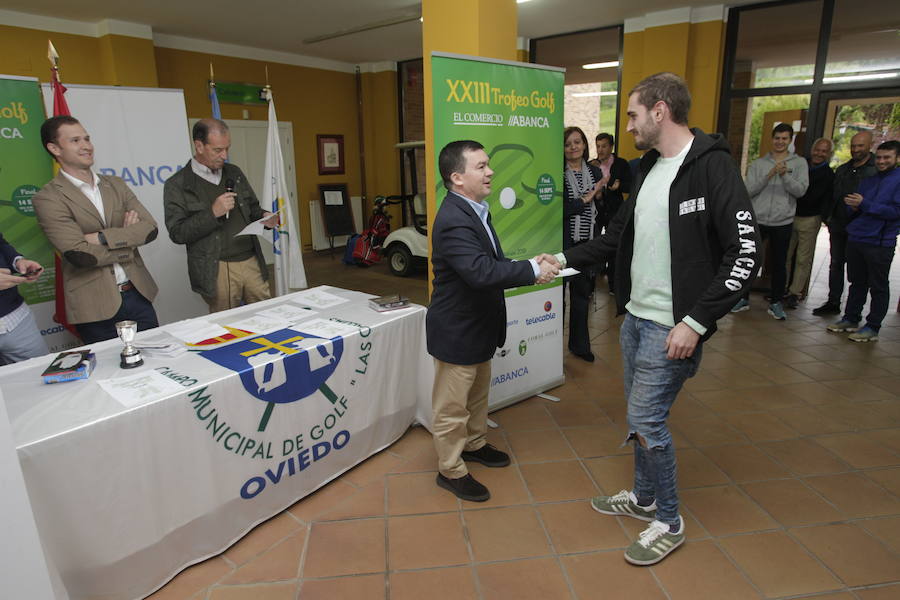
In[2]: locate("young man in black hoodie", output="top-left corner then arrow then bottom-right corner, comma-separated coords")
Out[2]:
541,72 -> 759,565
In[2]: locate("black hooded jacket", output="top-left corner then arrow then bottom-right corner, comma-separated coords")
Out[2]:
564,129 -> 760,341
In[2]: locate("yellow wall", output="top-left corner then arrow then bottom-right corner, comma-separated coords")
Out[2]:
0,23 -> 400,250
617,19 -> 726,160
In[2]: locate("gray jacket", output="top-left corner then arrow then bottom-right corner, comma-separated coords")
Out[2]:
163,161 -> 268,298
745,152 -> 809,226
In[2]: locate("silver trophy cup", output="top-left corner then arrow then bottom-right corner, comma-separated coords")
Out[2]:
115,320 -> 143,369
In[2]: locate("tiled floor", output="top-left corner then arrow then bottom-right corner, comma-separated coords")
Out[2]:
150,236 -> 900,599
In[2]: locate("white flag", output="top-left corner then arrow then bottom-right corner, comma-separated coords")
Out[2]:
263,89 -> 307,293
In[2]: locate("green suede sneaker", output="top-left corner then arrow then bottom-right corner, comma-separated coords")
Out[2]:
624,517 -> 685,566
590,490 -> 656,522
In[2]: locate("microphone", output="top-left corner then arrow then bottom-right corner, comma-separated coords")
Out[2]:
224,178 -> 235,219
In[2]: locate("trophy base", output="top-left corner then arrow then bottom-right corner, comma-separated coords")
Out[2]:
120,351 -> 144,369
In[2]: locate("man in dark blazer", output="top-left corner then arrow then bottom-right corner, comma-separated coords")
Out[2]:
0,233 -> 47,363
427,140 -> 557,502
34,116 -> 159,344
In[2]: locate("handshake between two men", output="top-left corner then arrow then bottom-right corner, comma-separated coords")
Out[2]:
533,253 -> 563,285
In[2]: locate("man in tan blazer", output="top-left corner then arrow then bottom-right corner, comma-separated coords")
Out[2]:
33,116 -> 159,344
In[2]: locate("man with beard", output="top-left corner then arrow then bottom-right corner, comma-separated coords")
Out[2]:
539,72 -> 759,565
813,130 -> 877,315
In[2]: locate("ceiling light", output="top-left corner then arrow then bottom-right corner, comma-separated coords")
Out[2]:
583,61 -> 619,70
823,72 -> 898,84
517,0 -> 534,4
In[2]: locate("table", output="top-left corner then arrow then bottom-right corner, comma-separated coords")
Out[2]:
2,286 -> 429,600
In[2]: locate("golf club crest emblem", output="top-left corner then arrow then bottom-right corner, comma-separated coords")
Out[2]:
200,327 -> 344,431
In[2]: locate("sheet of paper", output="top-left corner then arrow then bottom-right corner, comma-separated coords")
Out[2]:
236,211 -> 280,237
166,320 -> 231,344
323,190 -> 343,206
290,287 -> 349,309
223,314 -> 283,335
559,267 -> 581,277
293,318 -> 360,339
97,370 -> 187,408
257,304 -> 318,323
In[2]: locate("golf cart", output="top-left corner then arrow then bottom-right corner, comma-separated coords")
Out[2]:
382,141 -> 428,277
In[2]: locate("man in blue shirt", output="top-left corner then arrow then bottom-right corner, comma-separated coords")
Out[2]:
827,140 -> 900,342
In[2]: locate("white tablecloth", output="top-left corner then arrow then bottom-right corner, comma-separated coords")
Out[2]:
3,286 -> 430,600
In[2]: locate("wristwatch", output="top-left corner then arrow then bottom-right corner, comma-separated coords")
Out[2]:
98,231 -> 108,246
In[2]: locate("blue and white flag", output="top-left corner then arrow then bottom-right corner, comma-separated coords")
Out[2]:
263,88 -> 307,293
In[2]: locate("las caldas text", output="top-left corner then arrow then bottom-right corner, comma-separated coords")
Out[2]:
446,79 -> 556,113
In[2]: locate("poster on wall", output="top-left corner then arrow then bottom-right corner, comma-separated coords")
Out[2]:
0,75 -> 74,352
431,52 -> 565,411
41,83 -> 209,328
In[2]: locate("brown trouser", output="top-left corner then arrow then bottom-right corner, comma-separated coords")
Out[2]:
204,257 -> 271,313
431,358 -> 491,478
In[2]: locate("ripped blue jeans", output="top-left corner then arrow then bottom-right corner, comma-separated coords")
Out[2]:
620,313 -> 702,529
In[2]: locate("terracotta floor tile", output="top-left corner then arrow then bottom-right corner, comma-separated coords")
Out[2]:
464,463 -> 531,509
680,485 -> 778,535
387,513 -> 469,570
298,574 -> 385,600
693,390 -> 772,415
706,366 -> 774,388
870,375 -> 900,394
813,433 -> 900,469
855,584 -> 900,600
817,401 -> 895,430
147,557 -> 232,600
316,480 -> 385,521
387,472 -> 459,515
805,472 -> 900,518
223,513 -> 304,566
506,429 -> 576,462
704,444 -> 791,482
674,415 -> 750,447
650,539 -> 760,600
677,448 -> 730,488
780,381 -> 851,404
772,406 -> 852,436
867,428 -> 900,453
223,530 -> 305,584
519,460 -> 598,502
584,455 -> 634,495
683,370 -> 728,392
865,467 -> 900,496
562,424 -> 630,458
741,479 -> 843,526
794,594 -> 855,600
760,439 -> 850,476
464,505 -> 551,562
750,363 -> 814,384
792,523 -> 900,586
340,448 -> 406,487
790,361 -> 856,381
389,567 -> 479,600
859,516 -> 900,555
722,412 -> 799,442
547,400 -> 612,427
563,552 -> 667,600
720,531 -> 841,597
547,381 -> 593,402
286,479 -> 359,522
476,557 -> 573,600
302,519 -> 385,578
208,582 -> 297,600
670,395 -> 713,420
538,501 -> 630,552
491,399 -> 556,431
385,425 -> 433,459
822,379 -> 897,402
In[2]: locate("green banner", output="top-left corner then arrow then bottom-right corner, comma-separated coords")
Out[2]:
0,76 -> 56,304
431,54 -> 564,296
212,81 -> 267,105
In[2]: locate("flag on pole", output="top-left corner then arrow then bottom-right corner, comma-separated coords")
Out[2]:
47,40 -> 78,337
262,88 -> 307,293
209,63 -> 222,120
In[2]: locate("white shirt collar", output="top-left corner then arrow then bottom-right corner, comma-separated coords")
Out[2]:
59,169 -> 98,191
191,158 -> 222,184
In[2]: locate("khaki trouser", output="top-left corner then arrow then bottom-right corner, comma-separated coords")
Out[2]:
431,358 -> 491,478
786,216 -> 822,297
204,256 -> 271,313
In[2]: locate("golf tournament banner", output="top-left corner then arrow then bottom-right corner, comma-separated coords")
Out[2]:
0,76 -> 66,348
431,53 -> 565,410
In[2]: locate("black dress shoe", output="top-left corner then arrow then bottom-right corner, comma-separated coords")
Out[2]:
812,301 -> 841,316
572,350 -> 595,362
436,473 -> 490,502
461,443 -> 510,467
783,294 -> 799,309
